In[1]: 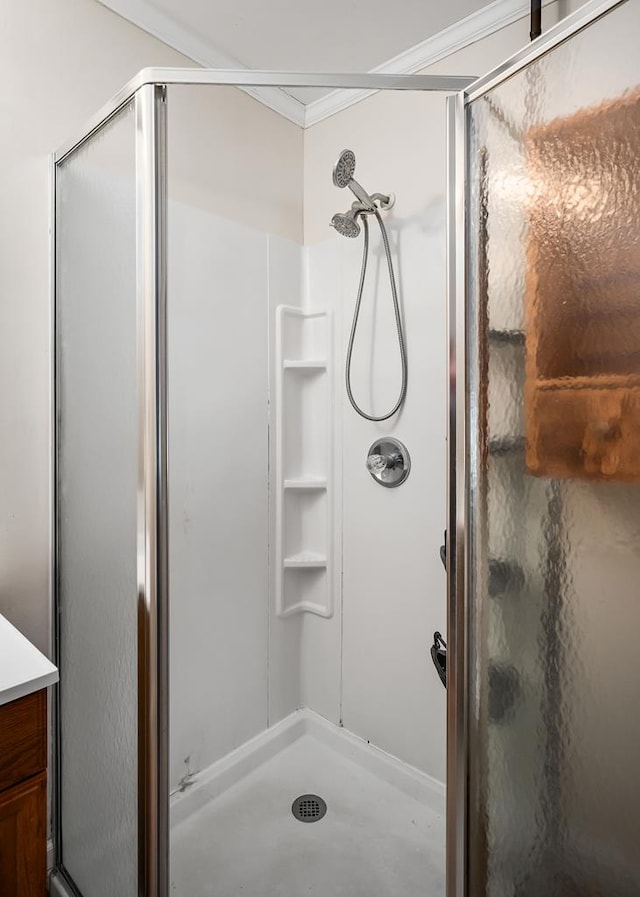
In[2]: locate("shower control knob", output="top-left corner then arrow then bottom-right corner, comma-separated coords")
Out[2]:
366,438 -> 410,487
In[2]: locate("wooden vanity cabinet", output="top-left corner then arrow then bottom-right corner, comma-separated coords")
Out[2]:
525,89 -> 640,482
0,689 -> 47,897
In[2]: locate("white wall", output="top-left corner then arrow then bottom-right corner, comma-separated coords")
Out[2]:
0,0 -> 196,654
304,97 -> 450,777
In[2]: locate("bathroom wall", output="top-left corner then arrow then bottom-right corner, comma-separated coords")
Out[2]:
303,92 -> 450,781
0,0 -> 196,654
301,4 -> 565,784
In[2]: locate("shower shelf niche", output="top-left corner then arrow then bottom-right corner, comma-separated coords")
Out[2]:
283,552 -> 327,569
275,306 -> 334,618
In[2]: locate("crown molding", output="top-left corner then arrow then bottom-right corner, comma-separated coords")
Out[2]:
95,0 -> 307,126
303,0 -> 556,126
98,0 -> 556,130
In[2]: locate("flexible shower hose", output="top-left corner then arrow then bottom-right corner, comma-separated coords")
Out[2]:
345,209 -> 408,421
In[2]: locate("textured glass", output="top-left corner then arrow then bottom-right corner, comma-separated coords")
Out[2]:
57,104 -> 138,895
467,3 -> 640,895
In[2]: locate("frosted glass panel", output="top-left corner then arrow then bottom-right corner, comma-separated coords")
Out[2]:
57,103 -> 138,895
466,2 -> 640,895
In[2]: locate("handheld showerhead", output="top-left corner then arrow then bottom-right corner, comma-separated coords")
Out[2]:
331,148 -> 394,217
333,149 -> 357,189
332,148 -> 374,210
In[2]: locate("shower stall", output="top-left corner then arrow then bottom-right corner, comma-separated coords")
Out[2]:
51,1 -> 640,895
52,68 -> 467,897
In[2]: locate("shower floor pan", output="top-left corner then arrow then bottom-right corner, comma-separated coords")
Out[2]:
170,709 -> 445,897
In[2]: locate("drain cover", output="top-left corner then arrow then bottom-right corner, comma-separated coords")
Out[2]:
291,794 -> 327,823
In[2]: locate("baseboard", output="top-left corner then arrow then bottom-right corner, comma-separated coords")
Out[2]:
170,709 -> 445,827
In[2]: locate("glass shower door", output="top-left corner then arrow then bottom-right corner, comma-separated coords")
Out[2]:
453,0 -> 640,894
54,84 -> 167,897
55,102 -> 139,896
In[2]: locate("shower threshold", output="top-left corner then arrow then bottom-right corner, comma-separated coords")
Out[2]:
170,709 -> 445,896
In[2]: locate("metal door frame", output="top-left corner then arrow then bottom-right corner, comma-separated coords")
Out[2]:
445,1 -> 630,895
50,68 -> 473,897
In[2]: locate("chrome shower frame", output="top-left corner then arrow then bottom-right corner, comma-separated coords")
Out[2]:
50,67 -> 473,897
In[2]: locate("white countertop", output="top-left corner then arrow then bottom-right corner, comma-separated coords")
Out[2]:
0,613 -> 58,706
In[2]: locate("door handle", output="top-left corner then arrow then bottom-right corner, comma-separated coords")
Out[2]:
431,631 -> 447,688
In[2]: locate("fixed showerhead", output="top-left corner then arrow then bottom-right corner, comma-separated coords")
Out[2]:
333,149 -> 357,189
331,209 -> 361,238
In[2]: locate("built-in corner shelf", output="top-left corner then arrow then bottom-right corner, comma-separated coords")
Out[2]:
275,306 -> 333,619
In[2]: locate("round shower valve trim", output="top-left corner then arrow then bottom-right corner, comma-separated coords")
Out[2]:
366,438 -> 411,487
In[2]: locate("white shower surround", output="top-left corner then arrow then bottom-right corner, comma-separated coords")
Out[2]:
168,196 -> 448,792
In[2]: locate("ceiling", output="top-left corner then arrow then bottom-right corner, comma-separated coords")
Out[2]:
102,0 -> 492,104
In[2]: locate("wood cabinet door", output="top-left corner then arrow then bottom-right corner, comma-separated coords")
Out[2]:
0,691 -> 47,793
0,772 -> 46,897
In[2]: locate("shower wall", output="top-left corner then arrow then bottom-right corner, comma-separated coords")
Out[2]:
303,91 -> 448,780
167,85 -> 304,791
